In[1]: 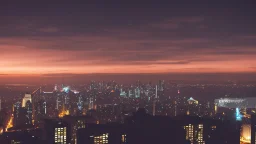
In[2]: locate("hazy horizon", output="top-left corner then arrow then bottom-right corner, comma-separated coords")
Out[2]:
1,73 -> 256,85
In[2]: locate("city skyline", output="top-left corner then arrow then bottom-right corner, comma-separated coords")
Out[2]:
0,1 -> 256,76
1,2 -> 255,144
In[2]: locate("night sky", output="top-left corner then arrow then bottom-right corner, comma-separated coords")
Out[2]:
0,1 -> 256,83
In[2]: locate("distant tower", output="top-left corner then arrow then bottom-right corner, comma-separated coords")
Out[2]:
43,102 -> 47,115
56,97 -> 60,110
155,85 -> 158,99
135,87 -> 140,98
89,97 -> 94,110
25,100 -> 32,125
153,85 -> 158,116
13,102 -> 21,127
54,84 -> 58,91
153,100 -> 156,116
158,80 -> 164,91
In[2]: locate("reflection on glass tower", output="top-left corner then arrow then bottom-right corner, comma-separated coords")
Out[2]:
56,96 -> 61,110
235,108 -> 242,121
77,96 -> 83,115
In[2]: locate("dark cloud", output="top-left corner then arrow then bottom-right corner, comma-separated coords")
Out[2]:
0,1 -> 255,74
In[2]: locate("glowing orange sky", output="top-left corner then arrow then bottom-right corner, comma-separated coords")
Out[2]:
1,2 -> 256,75
0,36 -> 255,74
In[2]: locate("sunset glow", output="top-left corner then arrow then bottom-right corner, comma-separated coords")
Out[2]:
0,2 -> 255,77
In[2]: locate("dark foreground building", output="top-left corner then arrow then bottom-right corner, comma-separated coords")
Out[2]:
251,114 -> 256,144
42,119 -> 71,144
0,109 -> 241,144
175,115 -> 241,144
77,108 -> 188,144
77,108 -> 241,144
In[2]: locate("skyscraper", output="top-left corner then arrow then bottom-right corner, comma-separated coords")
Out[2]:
158,80 -> 164,91
25,100 -> 33,125
251,114 -> 256,144
22,93 -> 32,108
35,100 -> 47,124
0,98 -> 1,111
13,102 -> 21,127
135,87 -> 140,98
32,88 -> 41,125
77,96 -> 84,115
43,119 -> 70,144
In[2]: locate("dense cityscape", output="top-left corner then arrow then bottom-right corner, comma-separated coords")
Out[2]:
0,80 -> 255,143
1,1 -> 256,144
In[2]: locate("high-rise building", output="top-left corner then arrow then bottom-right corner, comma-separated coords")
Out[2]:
77,96 -> 83,116
25,100 -> 33,125
42,119 -> 70,144
77,109 -> 187,144
32,88 -> 42,124
35,100 -> 47,124
158,80 -> 164,91
22,93 -> 32,108
120,88 -> 127,97
187,97 -> 199,116
88,97 -> 94,110
184,123 -> 204,144
179,115 -> 240,144
251,114 -> 256,144
62,115 -> 97,144
134,87 -> 140,98
13,102 -> 21,127
128,89 -> 133,98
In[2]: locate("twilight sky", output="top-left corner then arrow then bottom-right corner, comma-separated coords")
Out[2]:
1,1 -> 256,75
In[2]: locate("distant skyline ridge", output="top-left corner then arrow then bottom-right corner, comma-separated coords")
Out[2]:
0,73 -> 256,84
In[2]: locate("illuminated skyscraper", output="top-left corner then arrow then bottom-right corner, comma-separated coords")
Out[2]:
22,93 -> 32,107
135,87 -> 140,98
120,88 -> 127,97
187,97 -> 199,116
54,84 -> 58,91
184,123 -> 204,144
235,108 -> 242,121
152,85 -> 157,116
13,102 -> 21,127
56,97 -> 61,110
77,96 -> 83,115
35,100 -> 47,123
156,85 -> 158,99
32,88 -> 41,124
128,89 -> 134,98
88,97 -> 94,110
25,100 -> 33,125
43,119 -> 70,144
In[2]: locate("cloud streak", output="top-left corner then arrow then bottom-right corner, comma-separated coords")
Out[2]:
0,2 -> 255,74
